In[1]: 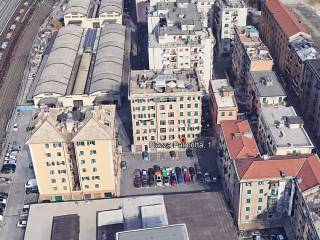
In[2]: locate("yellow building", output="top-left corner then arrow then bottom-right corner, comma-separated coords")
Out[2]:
26,105 -> 121,202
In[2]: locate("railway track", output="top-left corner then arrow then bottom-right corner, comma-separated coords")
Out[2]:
0,0 -> 22,36
0,0 -> 56,152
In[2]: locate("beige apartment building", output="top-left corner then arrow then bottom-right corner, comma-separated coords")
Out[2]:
257,105 -> 314,156
209,79 -> 238,131
129,70 -> 203,153
218,120 -> 260,201
227,154 -> 320,240
232,26 -> 273,85
26,105 -> 121,201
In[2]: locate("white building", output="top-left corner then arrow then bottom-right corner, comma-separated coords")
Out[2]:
213,0 -> 247,54
148,1 -> 215,92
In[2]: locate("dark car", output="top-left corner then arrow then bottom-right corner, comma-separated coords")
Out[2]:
153,165 -> 161,172
170,175 -> 177,186
148,174 -> 155,187
133,177 -> 142,188
0,192 -> 8,198
120,161 -> 127,170
148,168 -> 155,176
26,186 -> 39,194
175,167 -> 182,175
170,151 -> 176,158
133,169 -> 141,178
186,149 -> 193,157
197,172 -> 204,183
1,164 -> 16,174
189,167 -> 196,181
204,172 -> 211,183
194,163 -> 201,174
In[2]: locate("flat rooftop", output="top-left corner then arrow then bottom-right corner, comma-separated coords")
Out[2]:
290,35 -> 320,61
250,71 -> 286,97
116,224 -> 189,240
130,70 -> 202,96
261,106 -> 314,148
210,79 -> 237,108
165,192 -> 238,240
24,195 -> 165,240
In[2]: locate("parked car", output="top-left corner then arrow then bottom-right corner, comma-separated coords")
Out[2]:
182,166 -> 188,173
17,219 -> 27,228
197,172 -> 204,183
26,186 -> 39,194
163,176 -> 170,186
186,149 -> 193,157
1,164 -> 16,174
142,151 -> 149,161
188,167 -> 195,181
148,174 -> 155,187
204,172 -> 211,183
0,198 -> 7,205
25,179 -> 37,189
0,209 -> 3,222
133,177 -> 142,188
156,174 -> 163,186
0,192 -> 8,198
120,161 -> 127,170
22,204 -> 30,213
175,167 -> 182,175
141,169 -> 148,187
169,151 -> 176,158
29,162 -> 33,170
177,173 -> 184,184
194,163 -> 201,174
162,167 -> 168,177
148,168 -> 155,176
133,169 -> 141,178
0,177 -> 11,184
211,173 -> 217,183
170,174 -> 177,186
183,171 -> 191,184
153,165 -> 160,172
13,123 -> 18,131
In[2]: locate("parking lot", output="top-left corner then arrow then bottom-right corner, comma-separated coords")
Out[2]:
239,228 -> 287,240
120,142 -> 221,196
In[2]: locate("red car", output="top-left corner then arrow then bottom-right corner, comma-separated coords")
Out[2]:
183,171 -> 191,184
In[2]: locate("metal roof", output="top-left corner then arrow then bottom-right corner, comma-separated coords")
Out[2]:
89,24 -> 125,94
64,0 -> 91,16
33,25 -> 83,97
100,0 -> 123,15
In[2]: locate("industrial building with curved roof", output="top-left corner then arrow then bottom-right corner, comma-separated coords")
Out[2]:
64,0 -> 91,16
89,24 -> 126,95
99,0 -> 123,15
33,25 -> 83,97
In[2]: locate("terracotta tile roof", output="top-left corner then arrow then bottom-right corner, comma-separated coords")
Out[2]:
235,154 -> 320,192
221,120 -> 260,159
265,0 -> 306,38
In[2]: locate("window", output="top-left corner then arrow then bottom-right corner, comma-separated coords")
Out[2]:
63,186 -> 68,190
160,120 -> 166,125
246,182 -> 252,186
136,129 -> 140,134
51,179 -> 56,183
258,181 -> 264,185
85,185 -> 89,189
195,103 -> 199,108
246,199 -> 251,203
136,122 -> 139,126
262,97 -> 267,103
245,207 -> 250,211
87,141 -> 95,146
151,121 -> 155,126
180,112 -> 184,116
93,167 -> 97,172
259,189 -> 263,194
187,112 -> 191,116
82,168 -> 87,173
46,162 -> 52,166
245,215 -> 249,220
258,198 -> 263,203
52,187 -> 57,191
221,112 -> 225,116
91,159 -> 96,164
62,178 -> 66,183
57,152 -> 62,157
45,143 -> 49,148
228,112 -> 233,116
247,190 -> 251,194
187,104 -> 191,108
151,136 -> 155,140
160,105 -> 165,110
194,111 -> 198,116
95,184 -> 100,188
90,150 -> 97,155
258,206 -> 262,211
137,136 -> 140,141
46,153 -> 51,158
79,151 -> 84,156
180,104 -> 184,108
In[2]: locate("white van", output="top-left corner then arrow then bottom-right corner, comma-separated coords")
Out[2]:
25,179 -> 37,189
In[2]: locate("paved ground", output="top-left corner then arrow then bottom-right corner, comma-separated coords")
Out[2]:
120,142 -> 220,196
165,192 -> 238,240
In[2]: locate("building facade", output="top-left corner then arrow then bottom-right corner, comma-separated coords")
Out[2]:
209,79 -> 238,130
213,0 -> 247,54
232,26 -> 273,85
148,1 -> 215,91
26,105 -> 121,201
218,120 -> 260,201
129,70 -> 203,153
259,0 -> 310,74
257,106 -> 314,156
301,60 -> 320,139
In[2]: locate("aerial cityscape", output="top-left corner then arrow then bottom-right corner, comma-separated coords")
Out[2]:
0,0 -> 319,239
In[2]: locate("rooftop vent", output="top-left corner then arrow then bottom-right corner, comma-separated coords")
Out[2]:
260,76 -> 273,86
